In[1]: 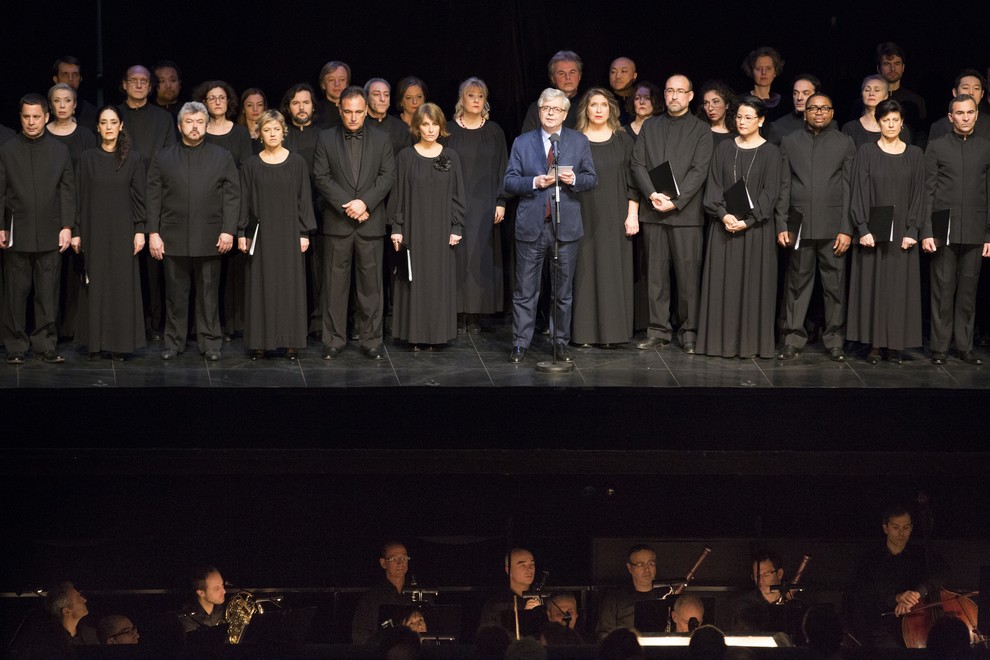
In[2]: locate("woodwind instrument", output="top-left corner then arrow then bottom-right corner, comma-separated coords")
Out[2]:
665,547 -> 713,632
775,554 -> 810,605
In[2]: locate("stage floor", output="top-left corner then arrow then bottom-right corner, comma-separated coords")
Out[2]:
4,316 -> 990,389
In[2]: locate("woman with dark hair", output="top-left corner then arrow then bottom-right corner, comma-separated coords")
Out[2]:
624,81 -> 662,138
389,103 -> 465,350
697,95 -> 781,358
442,77 -> 507,334
237,110 -> 316,360
847,99 -> 925,364
842,74 -> 912,148
73,106 -> 147,360
741,46 -> 786,122
238,87 -> 268,149
696,80 -> 737,147
572,87 -> 637,348
396,76 -> 428,126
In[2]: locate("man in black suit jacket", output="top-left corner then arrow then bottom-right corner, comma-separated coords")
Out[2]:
313,86 -> 397,360
147,102 -> 240,361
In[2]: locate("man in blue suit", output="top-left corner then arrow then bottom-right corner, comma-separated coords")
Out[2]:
503,88 -> 597,363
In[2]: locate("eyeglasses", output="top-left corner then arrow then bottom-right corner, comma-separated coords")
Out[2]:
126,78 -> 150,86
753,569 -> 777,579
736,115 -> 759,122
664,89 -> 690,96
807,105 -> 833,113
540,106 -> 566,115
206,96 -> 227,103
628,560 -> 657,569
385,555 -> 411,564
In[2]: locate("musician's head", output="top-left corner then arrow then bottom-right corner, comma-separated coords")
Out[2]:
751,551 -> 783,596
545,591 -> 578,629
505,547 -> 536,592
398,606 -> 427,634
379,541 -> 411,582
671,595 -> 705,633
191,565 -> 225,609
882,506 -> 913,555
626,543 -> 657,592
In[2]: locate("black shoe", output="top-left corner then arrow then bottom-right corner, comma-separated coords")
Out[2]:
827,347 -> 846,362
508,346 -> 526,363
42,350 -> 65,364
161,348 -> 178,360
636,336 -> 670,350
866,347 -> 881,365
286,348 -> 298,361
323,345 -> 341,360
931,351 -> 948,365
203,349 -> 222,361
251,350 -> 265,360
682,342 -> 696,355
960,351 -> 983,366
777,345 -> 800,361
148,330 -> 164,342
6,353 -> 25,365
363,345 -> 384,361
886,349 -> 902,365
555,342 -> 573,362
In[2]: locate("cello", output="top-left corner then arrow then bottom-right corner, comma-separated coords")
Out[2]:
900,492 -> 985,648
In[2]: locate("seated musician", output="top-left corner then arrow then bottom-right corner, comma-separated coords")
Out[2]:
595,543 -> 668,640
670,595 -> 705,633
351,541 -> 415,644
178,566 -> 227,634
478,547 -> 546,639
731,550 -> 785,631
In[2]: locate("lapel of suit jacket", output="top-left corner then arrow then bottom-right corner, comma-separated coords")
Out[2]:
355,126 -> 374,189
334,128 -> 357,189
532,130 -> 549,169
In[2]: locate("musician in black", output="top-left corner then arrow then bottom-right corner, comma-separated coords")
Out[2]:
351,541 -> 414,644
595,543 -> 668,640
478,548 -> 546,639
178,565 -> 227,633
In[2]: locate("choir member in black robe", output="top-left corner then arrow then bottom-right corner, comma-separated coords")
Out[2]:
389,103 -> 465,348
365,78 -> 413,156
876,42 -> 927,148
842,75 -> 911,148
766,74 -> 820,145
238,88 -> 267,153
847,100 -> 926,363
316,60 -> 349,130
146,102 -> 240,361
313,87 -> 396,360
572,88 -> 637,347
608,57 -> 638,126
741,47 -> 787,124
521,51 -> 583,133
927,70 -> 990,142
74,106 -> 147,359
153,60 -> 184,121
396,76 -> 427,128
920,94 -> 990,365
238,110 -> 316,359
696,80 -> 737,147
698,96 -> 781,358
0,94 -> 75,364
442,77 -> 507,334
51,56 -> 98,130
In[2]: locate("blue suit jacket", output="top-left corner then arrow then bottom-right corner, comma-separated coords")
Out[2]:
503,127 -> 597,242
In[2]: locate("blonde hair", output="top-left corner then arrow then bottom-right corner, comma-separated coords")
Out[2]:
453,77 -> 491,120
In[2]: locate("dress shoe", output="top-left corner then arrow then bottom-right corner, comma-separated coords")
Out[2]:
960,351 -> 983,366
203,349 -> 222,361
363,345 -> 384,361
160,348 -> 178,360
111,353 -> 126,362
777,345 -> 800,361
930,351 -> 948,365
636,336 -> 670,350
885,349 -> 902,365
576,343 -> 593,349
148,330 -> 164,342
7,353 -> 25,365
251,350 -> 265,361
42,350 -> 65,364
682,342 -> 696,355
286,348 -> 298,361
555,342 -> 573,362
827,347 -> 846,362
866,347 -> 881,365
323,345 -> 341,360
508,346 -> 526,363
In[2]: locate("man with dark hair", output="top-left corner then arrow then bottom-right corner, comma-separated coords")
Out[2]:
768,74 -> 822,144
876,42 -> 927,144
153,59 -> 184,120
313,86 -> 396,360
921,93 -> 990,366
479,547 -> 547,638
351,541 -> 414,644
595,543 -> 668,639
0,93 -> 75,364
608,57 -> 638,124
732,550 -> 785,628
776,92 -> 856,362
178,565 -> 227,633
97,614 -> 140,644
365,77 -> 412,155
317,60 -> 351,129
928,70 -> 989,141
51,55 -> 98,129
147,101 -> 239,361
521,50 -> 584,132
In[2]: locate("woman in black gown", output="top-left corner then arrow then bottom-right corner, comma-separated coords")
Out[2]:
624,82 -> 662,138
696,80 -> 737,147
841,74 -> 911,148
396,77 -> 427,127
442,77 -> 507,334
389,103 -> 466,349
698,96 -> 781,358
237,109 -> 316,360
73,106 -> 147,360
846,99 -> 925,364
238,88 -> 267,154
572,87 -> 638,348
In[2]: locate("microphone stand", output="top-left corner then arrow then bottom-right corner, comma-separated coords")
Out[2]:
537,135 -> 573,373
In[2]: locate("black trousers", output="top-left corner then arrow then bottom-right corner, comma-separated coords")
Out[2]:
321,234 -> 383,350
929,243 -> 983,353
2,249 -> 61,354
643,222 -> 703,343
163,255 -> 222,353
780,239 -> 847,350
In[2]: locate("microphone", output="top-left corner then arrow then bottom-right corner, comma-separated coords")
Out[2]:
548,133 -> 560,163
522,570 -> 550,599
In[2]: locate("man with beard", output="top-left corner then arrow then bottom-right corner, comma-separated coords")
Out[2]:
153,59 -> 184,120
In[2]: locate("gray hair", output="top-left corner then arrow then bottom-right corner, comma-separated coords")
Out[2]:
548,50 -> 583,79
538,88 -> 570,113
364,77 -> 391,94
177,101 -> 208,123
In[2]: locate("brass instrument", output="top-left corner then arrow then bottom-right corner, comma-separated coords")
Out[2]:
225,591 -> 260,644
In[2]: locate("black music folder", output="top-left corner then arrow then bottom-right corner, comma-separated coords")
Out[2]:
786,209 -> 803,234
648,161 -> 680,199
931,209 -> 950,244
867,205 -> 895,242
245,214 -> 260,255
723,179 -> 753,218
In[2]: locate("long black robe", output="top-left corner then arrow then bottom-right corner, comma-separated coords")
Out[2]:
847,142 -> 926,350
390,146 -> 465,345
842,118 -> 912,150
698,139 -> 781,358
76,148 -> 146,354
47,124 -> 98,163
205,123 -> 252,170
118,102 -> 176,167
573,131 -> 635,344
239,153 -> 316,350
442,121 -> 507,315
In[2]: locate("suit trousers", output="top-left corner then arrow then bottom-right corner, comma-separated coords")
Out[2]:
163,255 -> 222,353
2,249 -> 61,354
512,221 -> 578,347
781,239 -> 847,349
929,243 -> 983,353
322,234 -> 383,350
643,222 -> 703,343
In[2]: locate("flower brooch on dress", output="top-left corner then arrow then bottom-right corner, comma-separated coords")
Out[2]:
433,154 -> 452,172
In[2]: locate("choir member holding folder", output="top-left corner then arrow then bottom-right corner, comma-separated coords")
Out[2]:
696,96 -> 780,358
847,99 -> 926,364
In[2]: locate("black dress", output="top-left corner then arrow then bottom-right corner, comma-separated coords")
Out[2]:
442,121 -> 507,315
623,122 -> 650,332
76,148 -> 147,354
698,139 -> 781,358
239,153 -> 317,351
390,146 -> 466,345
48,124 -> 98,163
846,142 -> 925,350
842,118 -> 912,149
205,124 -> 252,169
573,132 -> 635,345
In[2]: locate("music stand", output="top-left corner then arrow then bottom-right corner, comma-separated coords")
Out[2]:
537,135 -> 574,374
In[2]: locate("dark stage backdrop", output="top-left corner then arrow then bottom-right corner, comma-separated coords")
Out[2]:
1,2 -> 986,137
